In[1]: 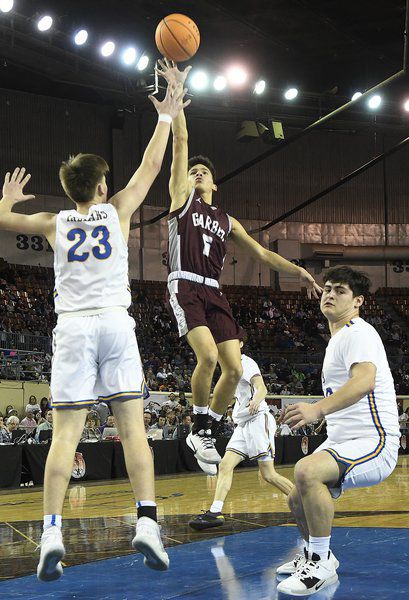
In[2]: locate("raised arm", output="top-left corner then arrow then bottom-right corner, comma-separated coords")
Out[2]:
155,59 -> 192,212
230,217 -> 322,299
0,168 -> 56,247
110,82 -> 190,224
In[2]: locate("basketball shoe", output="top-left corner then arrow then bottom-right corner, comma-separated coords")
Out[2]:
132,516 -> 169,571
186,429 -> 221,464
197,458 -> 218,475
276,551 -> 338,596
189,510 -> 225,530
36,526 -> 65,582
277,548 -> 339,575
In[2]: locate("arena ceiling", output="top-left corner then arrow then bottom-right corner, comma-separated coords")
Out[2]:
0,0 -> 407,123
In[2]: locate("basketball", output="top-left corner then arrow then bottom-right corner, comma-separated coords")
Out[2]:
155,13 -> 200,62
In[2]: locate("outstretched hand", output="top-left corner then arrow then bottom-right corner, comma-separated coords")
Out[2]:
299,267 -> 323,300
282,402 -> 322,431
2,168 -> 35,203
148,83 -> 191,119
155,57 -> 192,87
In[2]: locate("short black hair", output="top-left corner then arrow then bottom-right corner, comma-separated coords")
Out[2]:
188,155 -> 216,181
323,266 -> 371,297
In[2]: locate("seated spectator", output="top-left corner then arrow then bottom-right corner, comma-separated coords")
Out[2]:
25,394 -> 41,416
151,415 -> 166,431
20,410 -> 37,434
35,409 -> 53,442
173,412 -> 192,438
177,391 -> 188,407
144,411 -> 152,434
39,396 -> 49,417
0,414 -> 6,431
80,414 -> 101,442
0,415 -> 20,443
102,415 -> 116,431
163,411 -> 178,439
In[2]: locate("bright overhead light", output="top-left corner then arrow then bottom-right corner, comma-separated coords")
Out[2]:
213,75 -> 227,91
0,0 -> 14,13
404,99 -> 409,112
284,88 -> 298,100
122,47 -> 137,66
351,91 -> 363,101
137,55 -> 149,71
100,41 -> 115,57
226,65 -> 247,86
37,15 -> 53,32
74,29 -> 88,46
367,94 -> 382,110
190,70 -> 209,91
254,80 -> 266,95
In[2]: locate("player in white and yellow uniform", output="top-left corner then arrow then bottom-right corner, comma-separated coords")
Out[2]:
278,267 -> 400,597
189,344 -> 293,530
0,83 -> 189,582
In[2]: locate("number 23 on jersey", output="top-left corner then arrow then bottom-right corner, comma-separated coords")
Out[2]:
67,225 -> 112,262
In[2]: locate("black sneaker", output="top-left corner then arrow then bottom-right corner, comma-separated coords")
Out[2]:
189,510 -> 225,531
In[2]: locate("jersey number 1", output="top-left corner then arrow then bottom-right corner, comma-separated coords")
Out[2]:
67,226 -> 112,262
202,234 -> 213,257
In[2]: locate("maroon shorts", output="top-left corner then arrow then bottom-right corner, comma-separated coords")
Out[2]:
166,279 -> 244,344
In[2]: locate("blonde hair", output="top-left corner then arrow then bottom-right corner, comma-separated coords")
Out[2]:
6,416 -> 19,427
59,153 -> 109,203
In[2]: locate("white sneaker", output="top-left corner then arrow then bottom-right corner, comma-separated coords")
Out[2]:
276,547 -> 308,575
132,516 -> 169,571
36,526 -> 65,582
197,458 -> 218,476
277,549 -> 339,575
186,430 -> 221,464
276,552 -> 338,596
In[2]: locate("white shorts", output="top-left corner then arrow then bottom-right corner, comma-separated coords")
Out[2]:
50,308 -> 147,408
226,412 -> 276,462
315,435 -> 399,498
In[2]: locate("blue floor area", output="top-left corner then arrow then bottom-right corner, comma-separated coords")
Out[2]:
1,526 -> 408,599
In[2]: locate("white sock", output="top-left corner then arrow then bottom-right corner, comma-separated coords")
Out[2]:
308,535 -> 331,560
193,405 -> 208,414
211,546 -> 226,559
208,408 -> 223,421
43,514 -> 62,530
210,500 -> 224,513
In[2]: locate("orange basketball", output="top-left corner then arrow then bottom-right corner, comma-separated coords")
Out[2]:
155,13 -> 200,62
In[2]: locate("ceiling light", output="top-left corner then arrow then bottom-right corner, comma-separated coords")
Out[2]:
213,75 -> 227,91
284,88 -> 298,100
37,15 -> 53,32
254,80 -> 266,95
137,55 -> 149,71
100,41 -> 115,57
367,94 -> 382,110
74,29 -> 88,46
0,0 -> 14,13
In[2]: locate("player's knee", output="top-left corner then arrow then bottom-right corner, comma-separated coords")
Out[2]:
294,458 -> 317,491
223,363 -> 243,383
198,348 -> 218,371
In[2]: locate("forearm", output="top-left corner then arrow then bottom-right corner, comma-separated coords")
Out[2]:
172,109 -> 187,139
262,249 -> 302,276
317,377 -> 374,417
0,197 -> 16,227
252,387 -> 267,406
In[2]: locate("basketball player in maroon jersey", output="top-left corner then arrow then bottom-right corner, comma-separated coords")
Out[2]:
157,60 -> 322,468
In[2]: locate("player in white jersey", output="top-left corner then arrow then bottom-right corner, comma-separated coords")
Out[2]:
277,267 -> 399,597
0,83 -> 189,581
189,343 -> 293,530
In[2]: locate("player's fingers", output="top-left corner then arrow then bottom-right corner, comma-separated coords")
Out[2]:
158,58 -> 167,70
22,194 -> 36,200
183,65 -> 192,76
11,167 -> 20,181
21,173 -> 31,187
182,99 -> 191,109
315,283 -> 323,293
16,167 -> 26,184
4,172 -> 10,185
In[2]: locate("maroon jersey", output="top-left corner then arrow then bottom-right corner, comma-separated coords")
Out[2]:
168,189 -> 232,281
